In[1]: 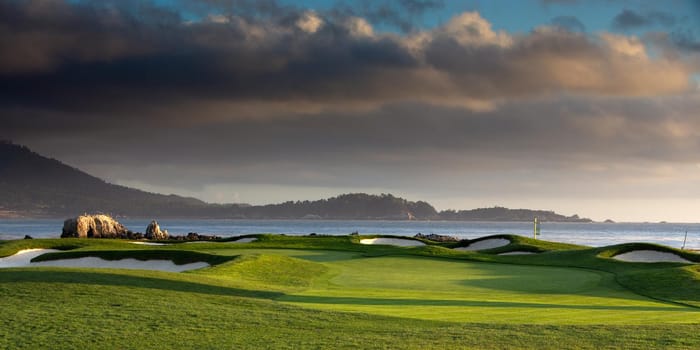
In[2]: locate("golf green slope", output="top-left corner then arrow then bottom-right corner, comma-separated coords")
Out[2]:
1,235 -> 699,349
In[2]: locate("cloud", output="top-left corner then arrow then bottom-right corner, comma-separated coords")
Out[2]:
0,1 -> 694,123
1,0 -> 698,221
611,9 -> 676,30
295,11 -> 324,33
11,93 -> 700,210
550,16 -> 586,33
330,0 -> 444,33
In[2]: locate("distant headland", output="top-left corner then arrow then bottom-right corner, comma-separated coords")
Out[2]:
0,142 -> 591,222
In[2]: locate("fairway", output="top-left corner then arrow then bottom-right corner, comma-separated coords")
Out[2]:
2,235 -> 700,349
197,249 -> 700,324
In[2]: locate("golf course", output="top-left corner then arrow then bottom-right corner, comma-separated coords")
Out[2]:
1,234 -> 700,349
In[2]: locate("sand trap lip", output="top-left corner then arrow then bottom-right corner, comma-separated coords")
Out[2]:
613,250 -> 692,263
454,238 -> 510,251
129,242 -> 170,246
359,238 -> 425,247
0,249 -> 208,272
498,251 -> 536,256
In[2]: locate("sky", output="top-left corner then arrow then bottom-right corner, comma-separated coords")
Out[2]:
1,0 -> 700,222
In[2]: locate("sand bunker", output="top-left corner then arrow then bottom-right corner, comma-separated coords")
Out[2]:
454,238 -> 510,251
613,250 -> 692,263
359,238 -> 425,247
33,258 -> 209,272
129,242 -> 170,246
0,249 -> 208,272
498,251 -> 536,256
0,249 -> 61,268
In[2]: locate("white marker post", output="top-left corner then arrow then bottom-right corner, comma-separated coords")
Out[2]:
533,217 -> 541,239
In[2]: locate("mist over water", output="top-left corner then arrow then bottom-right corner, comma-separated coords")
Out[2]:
1,219 -> 699,249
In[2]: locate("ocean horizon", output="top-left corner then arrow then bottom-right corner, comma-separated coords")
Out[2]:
2,219 -> 699,250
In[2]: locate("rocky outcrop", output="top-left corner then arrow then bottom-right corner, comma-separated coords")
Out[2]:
145,220 -> 168,240
414,233 -> 459,242
62,214 -> 129,238
185,232 -> 218,241
169,232 -> 221,241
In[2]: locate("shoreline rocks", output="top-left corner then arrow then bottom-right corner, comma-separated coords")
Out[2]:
169,232 -> 221,241
62,214 -> 129,238
145,220 -> 168,240
414,233 -> 459,242
60,215 -> 220,241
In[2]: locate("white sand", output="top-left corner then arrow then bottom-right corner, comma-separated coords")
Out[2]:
129,242 -> 170,246
0,249 -> 60,268
359,238 -> 425,247
33,258 -> 209,272
454,238 -> 510,251
498,251 -> 536,256
613,250 -> 692,263
0,248 -> 208,272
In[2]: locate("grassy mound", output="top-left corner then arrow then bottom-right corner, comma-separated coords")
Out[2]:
196,254 -> 329,291
617,265 -> 700,308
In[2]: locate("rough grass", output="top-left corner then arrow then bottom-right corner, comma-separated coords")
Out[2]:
1,235 -> 700,349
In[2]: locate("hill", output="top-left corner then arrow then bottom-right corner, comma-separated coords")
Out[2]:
439,207 -> 591,222
0,142 -> 230,218
239,193 -> 437,220
0,142 -> 591,221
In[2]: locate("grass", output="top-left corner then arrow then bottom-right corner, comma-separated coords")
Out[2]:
1,234 -> 700,348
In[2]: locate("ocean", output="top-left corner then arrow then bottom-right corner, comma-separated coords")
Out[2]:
1,219 -> 699,249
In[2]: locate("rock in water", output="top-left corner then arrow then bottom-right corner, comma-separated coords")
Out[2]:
145,220 -> 168,240
62,214 -> 129,238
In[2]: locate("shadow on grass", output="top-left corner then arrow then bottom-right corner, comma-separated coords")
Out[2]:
0,269 -> 284,299
280,295 -> 697,312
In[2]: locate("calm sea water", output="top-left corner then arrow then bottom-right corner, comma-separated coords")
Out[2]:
1,219 -> 699,249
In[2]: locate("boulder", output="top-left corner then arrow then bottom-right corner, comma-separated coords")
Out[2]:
62,214 -> 129,238
145,220 -> 168,240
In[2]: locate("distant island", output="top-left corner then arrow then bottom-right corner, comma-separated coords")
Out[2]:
0,142 -> 591,222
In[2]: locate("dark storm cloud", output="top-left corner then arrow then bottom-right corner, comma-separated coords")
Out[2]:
0,0 -> 693,124
611,9 -> 676,30
671,31 -> 700,52
1,0 -> 698,190
13,95 -> 700,195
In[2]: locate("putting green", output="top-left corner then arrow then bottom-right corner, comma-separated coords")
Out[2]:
195,249 -> 700,324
